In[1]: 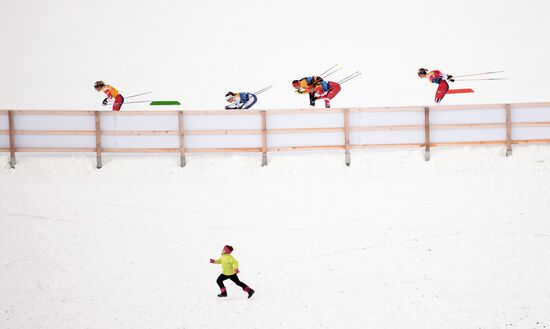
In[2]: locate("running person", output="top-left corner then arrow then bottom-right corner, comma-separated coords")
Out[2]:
94,81 -> 124,111
210,245 -> 255,298
225,92 -> 257,110
417,68 -> 455,103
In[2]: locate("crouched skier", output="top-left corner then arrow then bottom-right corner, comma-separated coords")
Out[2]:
225,92 -> 257,110
417,68 -> 455,103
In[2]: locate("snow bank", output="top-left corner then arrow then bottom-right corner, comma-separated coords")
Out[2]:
1,146 -> 550,329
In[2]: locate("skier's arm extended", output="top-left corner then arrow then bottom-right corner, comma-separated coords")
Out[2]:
209,258 -> 221,264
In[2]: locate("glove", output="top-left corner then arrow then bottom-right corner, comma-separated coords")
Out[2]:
209,259 -> 215,263
102,98 -> 108,106
234,269 -> 240,274
448,75 -> 455,82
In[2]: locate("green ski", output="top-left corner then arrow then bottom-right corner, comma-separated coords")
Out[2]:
150,101 -> 181,106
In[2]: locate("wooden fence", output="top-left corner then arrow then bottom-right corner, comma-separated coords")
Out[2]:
1,102 -> 550,168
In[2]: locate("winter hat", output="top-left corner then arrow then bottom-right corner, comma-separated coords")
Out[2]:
223,245 -> 234,253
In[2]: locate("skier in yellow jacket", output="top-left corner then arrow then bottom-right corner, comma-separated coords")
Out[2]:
210,245 -> 255,298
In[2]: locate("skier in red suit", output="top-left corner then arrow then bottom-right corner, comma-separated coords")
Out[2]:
418,68 -> 455,103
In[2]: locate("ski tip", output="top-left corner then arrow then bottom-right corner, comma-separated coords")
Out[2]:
150,100 -> 181,106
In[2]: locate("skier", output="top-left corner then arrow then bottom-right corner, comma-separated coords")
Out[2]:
417,68 -> 455,103
225,92 -> 257,110
94,81 -> 124,111
292,76 -> 324,107
209,245 -> 255,298
313,80 -> 341,108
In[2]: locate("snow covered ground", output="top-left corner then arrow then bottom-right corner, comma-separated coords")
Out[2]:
1,146 -> 550,329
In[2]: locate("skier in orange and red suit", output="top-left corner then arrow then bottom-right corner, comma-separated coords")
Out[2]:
94,81 -> 124,111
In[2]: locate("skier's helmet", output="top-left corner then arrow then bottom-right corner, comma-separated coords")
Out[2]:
417,68 -> 428,76
94,81 -> 105,89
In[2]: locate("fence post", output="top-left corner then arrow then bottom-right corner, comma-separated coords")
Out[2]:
505,104 -> 512,156
344,108 -> 351,166
94,111 -> 102,169
261,111 -> 268,166
8,110 -> 16,168
424,107 -> 431,161
178,111 -> 187,167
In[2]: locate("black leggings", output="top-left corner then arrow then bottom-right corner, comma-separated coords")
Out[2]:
216,274 -> 248,289
309,92 -> 316,106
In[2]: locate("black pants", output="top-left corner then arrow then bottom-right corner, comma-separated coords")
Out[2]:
309,92 -> 317,106
216,274 -> 248,289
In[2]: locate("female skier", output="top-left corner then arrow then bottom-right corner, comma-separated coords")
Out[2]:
94,81 -> 124,111
224,92 -> 257,110
417,68 -> 455,103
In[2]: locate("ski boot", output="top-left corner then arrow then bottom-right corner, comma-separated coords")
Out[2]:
218,287 -> 227,297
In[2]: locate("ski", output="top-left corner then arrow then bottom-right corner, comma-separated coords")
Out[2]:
447,88 -> 475,94
150,100 -> 181,106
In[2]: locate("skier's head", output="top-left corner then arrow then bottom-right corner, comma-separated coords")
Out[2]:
225,91 -> 236,102
222,245 -> 234,254
292,80 -> 300,89
417,68 -> 428,78
94,81 -> 105,91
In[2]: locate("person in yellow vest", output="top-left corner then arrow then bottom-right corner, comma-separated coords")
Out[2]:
94,81 -> 124,111
209,245 -> 255,298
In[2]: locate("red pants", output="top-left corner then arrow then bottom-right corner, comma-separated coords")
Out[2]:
434,80 -> 449,103
318,82 -> 341,108
112,94 -> 124,111
325,82 -> 341,100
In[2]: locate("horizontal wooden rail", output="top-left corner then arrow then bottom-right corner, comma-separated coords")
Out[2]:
14,148 -> 96,152
5,139 -> 550,155
269,145 -> 345,152
3,121 -> 550,138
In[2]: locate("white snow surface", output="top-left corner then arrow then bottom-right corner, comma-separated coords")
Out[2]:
1,146 -> 550,329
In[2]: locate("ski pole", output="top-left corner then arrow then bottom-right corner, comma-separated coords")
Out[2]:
319,64 -> 339,77
454,78 -> 508,81
453,70 -> 505,78
107,100 -> 153,105
253,85 -> 273,95
338,72 -> 362,84
125,91 -> 153,99
322,67 -> 343,79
